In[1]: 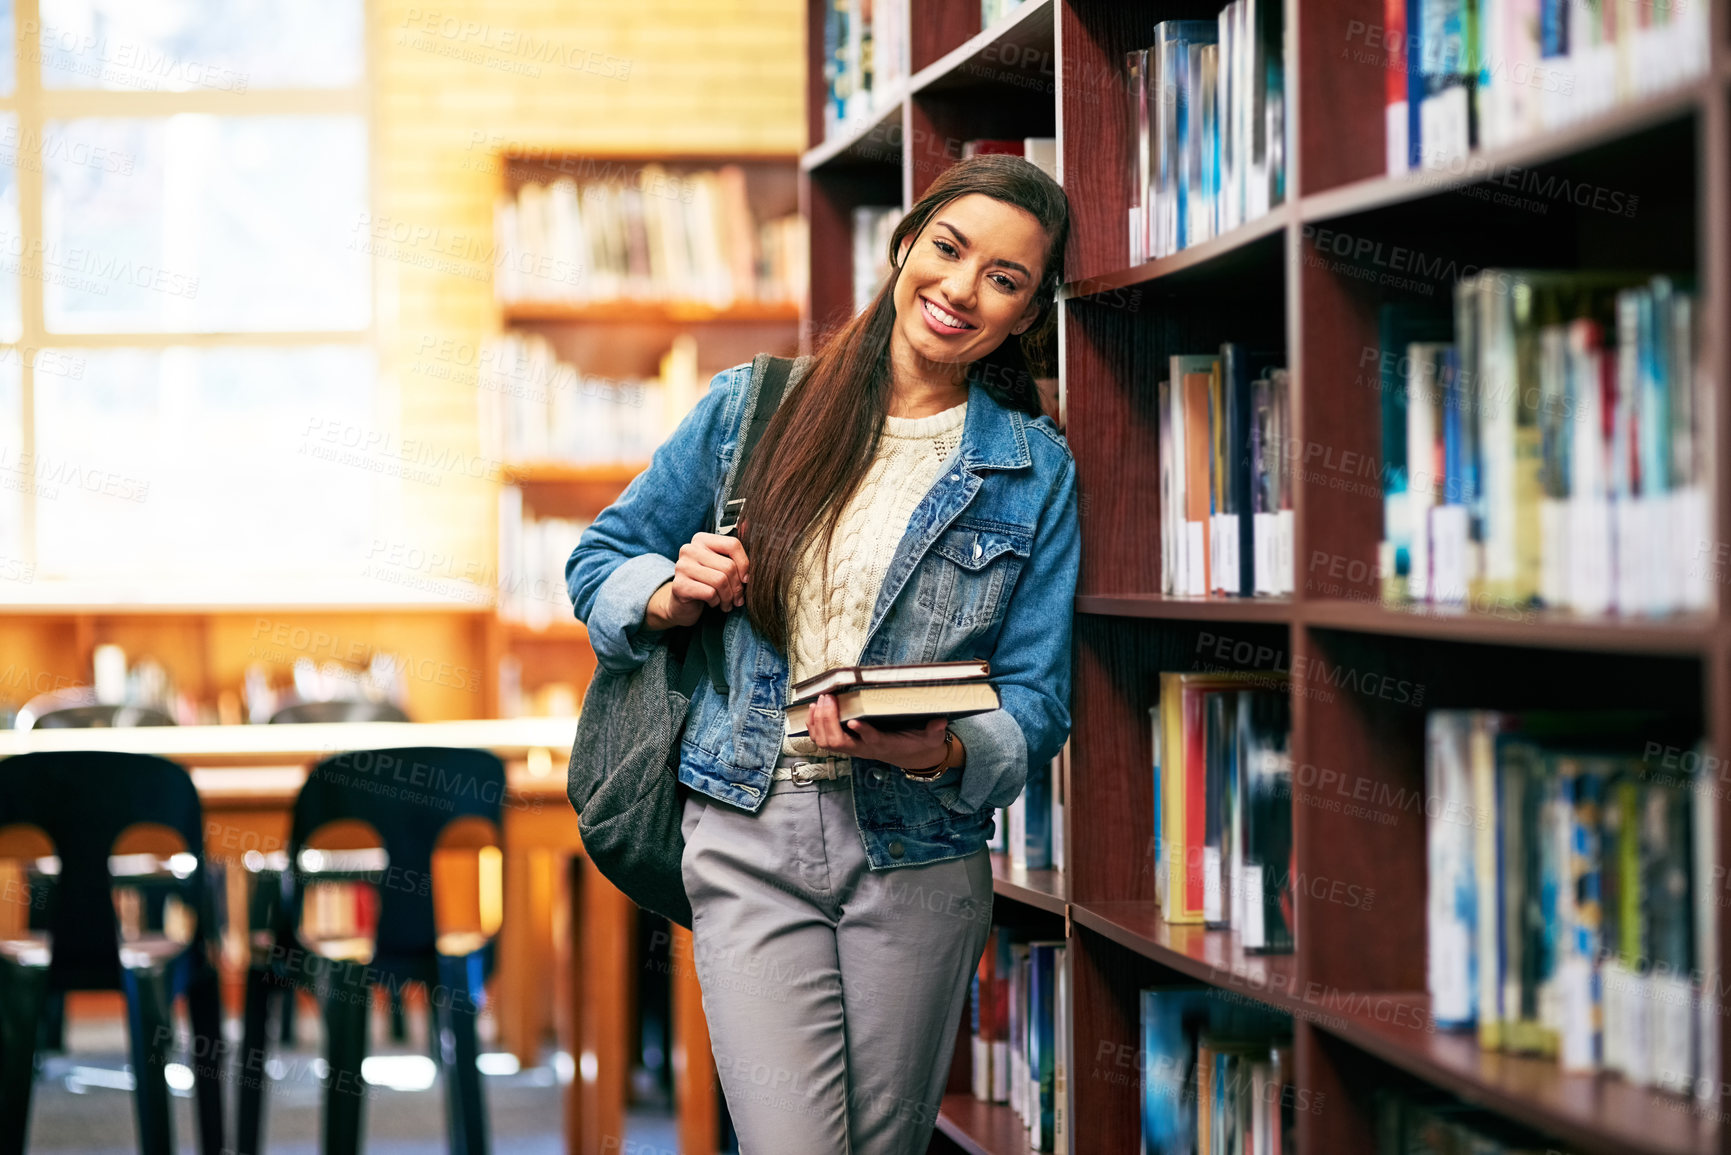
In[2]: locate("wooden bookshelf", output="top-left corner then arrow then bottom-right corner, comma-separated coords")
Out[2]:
803,1 -> 1731,1153
490,151 -> 801,722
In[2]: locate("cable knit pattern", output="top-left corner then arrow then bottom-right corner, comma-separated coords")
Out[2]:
781,400 -> 967,759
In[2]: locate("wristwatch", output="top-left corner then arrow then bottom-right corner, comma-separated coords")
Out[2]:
902,730 -> 958,781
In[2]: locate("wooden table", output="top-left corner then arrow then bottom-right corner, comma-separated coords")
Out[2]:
0,719 -> 719,1155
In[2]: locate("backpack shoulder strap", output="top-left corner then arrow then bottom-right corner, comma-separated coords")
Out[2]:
683,354 -> 796,699
716,354 -> 795,534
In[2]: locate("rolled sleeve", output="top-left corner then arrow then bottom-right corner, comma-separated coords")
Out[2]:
585,551 -> 678,671
947,707 -> 1029,815
941,444 -> 1080,816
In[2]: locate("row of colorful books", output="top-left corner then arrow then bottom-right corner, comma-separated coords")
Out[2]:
1140,986 -> 1295,1154
1425,710 -> 1718,1100
1159,347 -> 1294,598
969,931 -> 1069,1153
496,492 -> 590,628
989,744 -> 1066,872
823,0 -> 908,138
477,333 -> 704,466
493,167 -> 806,307
1384,0 -> 1710,175
1374,1086 -> 1571,1154
1378,273 -> 1709,616
1125,6 -> 1286,264
1152,674 -> 1293,952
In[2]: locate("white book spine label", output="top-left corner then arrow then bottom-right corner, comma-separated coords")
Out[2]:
1276,509 -> 1295,594
1242,863 -> 1265,950
1202,846 -> 1222,923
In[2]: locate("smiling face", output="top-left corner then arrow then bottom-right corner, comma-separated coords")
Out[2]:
889,192 -> 1049,376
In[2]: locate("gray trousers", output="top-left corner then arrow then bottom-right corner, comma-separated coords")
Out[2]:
680,774 -> 994,1155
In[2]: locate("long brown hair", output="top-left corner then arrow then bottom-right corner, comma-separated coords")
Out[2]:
736,154 -> 1070,655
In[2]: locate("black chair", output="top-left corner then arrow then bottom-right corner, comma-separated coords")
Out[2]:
267,697 -> 413,1047
11,689 -> 177,1055
237,746 -> 503,1155
268,700 -> 411,725
16,687 -> 176,730
0,752 -> 225,1155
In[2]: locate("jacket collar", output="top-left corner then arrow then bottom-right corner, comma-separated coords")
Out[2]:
956,375 -> 1032,472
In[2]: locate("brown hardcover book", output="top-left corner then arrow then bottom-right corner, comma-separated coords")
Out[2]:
788,658 -> 990,704
784,680 -> 1000,737
1183,370 -> 1215,597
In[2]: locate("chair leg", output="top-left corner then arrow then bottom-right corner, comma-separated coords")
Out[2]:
34,988 -> 64,1053
120,964 -> 177,1155
235,965 -> 278,1155
435,952 -> 489,1155
321,961 -> 372,1155
0,960 -> 48,1155
279,983 -> 298,1045
389,985 -> 408,1043
186,962 -> 226,1155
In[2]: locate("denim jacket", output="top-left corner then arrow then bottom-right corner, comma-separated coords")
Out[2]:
565,357 -> 1079,870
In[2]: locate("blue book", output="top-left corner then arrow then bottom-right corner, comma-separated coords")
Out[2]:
1027,942 -> 1062,1151
1024,758 -> 1053,871
1140,987 -> 1213,1155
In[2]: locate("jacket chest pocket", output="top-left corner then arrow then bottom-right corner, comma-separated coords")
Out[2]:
915,520 -> 1032,634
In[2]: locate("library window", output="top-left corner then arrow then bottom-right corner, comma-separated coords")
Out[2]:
3,0 -> 375,587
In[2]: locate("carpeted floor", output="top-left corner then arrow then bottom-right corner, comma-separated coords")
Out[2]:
20,999 -> 681,1155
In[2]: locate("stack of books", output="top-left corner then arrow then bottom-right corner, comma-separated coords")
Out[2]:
478,332 -> 703,466
1383,0 -> 1710,175
493,165 -> 807,307
1152,675 -> 1293,953
782,659 -> 997,737
971,932 -> 1069,1153
1159,345 -> 1293,598
1377,274 -> 1709,616
1125,6 -> 1286,264
823,0 -> 907,138
1424,711 -> 1717,1099
1140,987 -> 1295,1154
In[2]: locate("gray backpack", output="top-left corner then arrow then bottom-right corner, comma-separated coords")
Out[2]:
565,354 -> 794,927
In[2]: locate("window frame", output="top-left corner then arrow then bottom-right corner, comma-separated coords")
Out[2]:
7,0 -> 378,578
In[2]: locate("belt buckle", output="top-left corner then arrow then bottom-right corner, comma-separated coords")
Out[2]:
790,761 -> 820,786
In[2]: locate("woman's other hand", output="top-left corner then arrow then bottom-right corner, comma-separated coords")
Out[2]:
806,694 -> 949,771
644,532 -> 749,630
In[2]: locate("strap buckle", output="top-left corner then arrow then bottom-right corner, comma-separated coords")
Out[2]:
716,497 -> 746,535
790,761 -> 820,786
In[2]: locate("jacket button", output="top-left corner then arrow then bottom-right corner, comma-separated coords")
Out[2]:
888,840 -> 904,858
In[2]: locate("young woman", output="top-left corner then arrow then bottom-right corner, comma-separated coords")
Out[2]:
566,155 -> 1078,1155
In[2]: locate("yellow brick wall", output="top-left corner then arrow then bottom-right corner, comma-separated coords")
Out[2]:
371,0 -> 805,577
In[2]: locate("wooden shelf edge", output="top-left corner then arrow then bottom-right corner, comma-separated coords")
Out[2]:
1300,79 -> 1709,224
1074,594 -> 1295,623
1302,599 -> 1718,656
935,1093 -> 1034,1155
1313,1001 -> 1718,1155
988,852 -> 1067,915
802,90 -> 907,172
500,462 -> 646,485
499,300 -> 801,324
908,0 -> 1055,97
1069,901 -> 1300,1015
1062,205 -> 1292,299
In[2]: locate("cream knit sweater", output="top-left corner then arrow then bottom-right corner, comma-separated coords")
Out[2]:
781,399 -> 968,760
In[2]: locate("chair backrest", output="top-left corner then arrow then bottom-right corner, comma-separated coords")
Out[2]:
291,747 -> 504,961
17,687 -> 177,730
269,700 -> 411,725
0,751 -> 208,987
